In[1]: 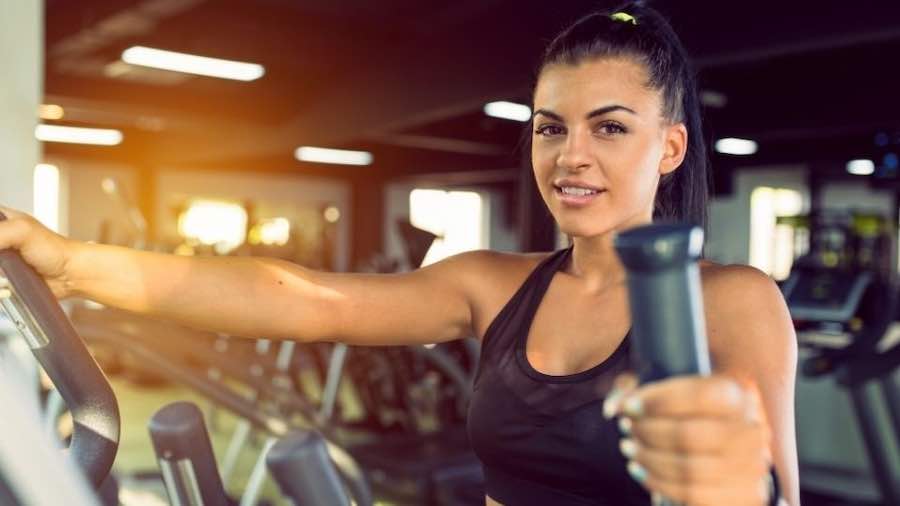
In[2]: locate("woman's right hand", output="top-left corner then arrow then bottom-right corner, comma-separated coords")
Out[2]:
0,207 -> 80,299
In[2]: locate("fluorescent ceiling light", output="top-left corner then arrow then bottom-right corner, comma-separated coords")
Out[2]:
38,104 -> 64,120
35,124 -> 123,146
295,146 -> 373,166
846,159 -> 875,176
121,46 -> 265,81
715,137 -> 758,155
699,90 -> 728,108
484,101 -> 532,122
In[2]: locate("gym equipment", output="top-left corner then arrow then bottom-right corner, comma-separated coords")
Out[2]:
614,223 -> 711,382
74,308 -> 375,505
298,338 -> 484,504
785,263 -> 900,504
0,377 -> 100,506
267,430 -> 353,506
0,211 -> 120,488
321,221 -> 483,504
615,223 -> 711,506
397,218 -> 439,269
780,206 -> 900,504
148,399 -> 369,506
148,401 -> 231,506
777,210 -> 895,277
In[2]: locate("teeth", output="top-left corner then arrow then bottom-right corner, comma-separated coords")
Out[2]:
560,186 -> 597,196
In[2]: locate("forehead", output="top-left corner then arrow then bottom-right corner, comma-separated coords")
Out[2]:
534,57 -> 661,116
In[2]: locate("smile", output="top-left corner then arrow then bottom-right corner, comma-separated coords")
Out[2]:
553,185 -> 604,206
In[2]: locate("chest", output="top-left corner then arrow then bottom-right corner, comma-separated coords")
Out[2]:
525,280 -> 631,377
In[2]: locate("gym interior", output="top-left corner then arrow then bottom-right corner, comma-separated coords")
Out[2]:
2,1 -> 900,505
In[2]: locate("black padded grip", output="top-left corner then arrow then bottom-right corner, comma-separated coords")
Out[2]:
148,401 -> 229,506
613,223 -> 711,382
0,211 -> 119,487
267,430 -> 352,506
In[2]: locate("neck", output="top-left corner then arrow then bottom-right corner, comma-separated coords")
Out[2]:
566,214 -> 653,293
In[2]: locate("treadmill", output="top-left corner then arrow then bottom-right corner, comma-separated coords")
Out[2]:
784,263 -> 900,504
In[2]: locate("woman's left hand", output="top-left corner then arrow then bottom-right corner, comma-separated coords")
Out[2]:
603,373 -> 773,506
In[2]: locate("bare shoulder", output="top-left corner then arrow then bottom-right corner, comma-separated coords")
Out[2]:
428,248 -> 550,283
699,261 -> 780,300
698,262 -> 797,375
432,249 -> 552,339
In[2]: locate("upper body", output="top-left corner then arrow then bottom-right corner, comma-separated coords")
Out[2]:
467,245 -> 793,506
0,3 -> 798,505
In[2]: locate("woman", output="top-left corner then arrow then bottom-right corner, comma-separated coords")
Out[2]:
0,3 -> 797,505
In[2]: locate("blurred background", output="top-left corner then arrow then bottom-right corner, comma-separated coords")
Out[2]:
3,0 -> 900,505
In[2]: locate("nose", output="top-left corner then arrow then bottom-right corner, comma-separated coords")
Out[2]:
556,129 -> 592,173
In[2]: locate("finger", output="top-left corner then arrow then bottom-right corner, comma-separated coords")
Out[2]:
622,437 -> 768,485
622,375 -> 752,419
629,416 -> 768,455
0,215 -> 34,251
603,372 -> 639,418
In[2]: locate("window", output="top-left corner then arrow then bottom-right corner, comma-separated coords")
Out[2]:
33,164 -> 60,233
749,187 -> 804,279
177,199 -> 247,254
248,217 -> 291,246
409,189 -> 487,266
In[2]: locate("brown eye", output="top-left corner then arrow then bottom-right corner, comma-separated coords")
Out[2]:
597,122 -> 627,136
535,124 -> 565,136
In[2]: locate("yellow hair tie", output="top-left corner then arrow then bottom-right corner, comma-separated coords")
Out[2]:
610,12 -> 638,25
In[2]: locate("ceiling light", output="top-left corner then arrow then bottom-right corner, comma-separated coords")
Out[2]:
295,146 -> 373,166
35,124 -> 123,146
101,178 -> 118,194
323,206 -> 341,223
121,46 -> 265,81
699,90 -> 728,108
484,101 -> 532,122
715,137 -> 757,155
846,159 -> 875,176
38,104 -> 64,120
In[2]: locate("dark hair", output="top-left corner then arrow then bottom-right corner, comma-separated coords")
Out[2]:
533,1 -> 709,229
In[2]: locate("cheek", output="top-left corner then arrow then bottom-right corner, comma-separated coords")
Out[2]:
531,143 -> 553,171
608,140 -> 663,200
531,145 -> 555,189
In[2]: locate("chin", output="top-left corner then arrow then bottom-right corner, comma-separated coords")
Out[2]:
555,208 -> 653,240
556,217 -> 616,240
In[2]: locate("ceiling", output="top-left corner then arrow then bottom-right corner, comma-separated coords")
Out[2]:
42,0 -> 900,187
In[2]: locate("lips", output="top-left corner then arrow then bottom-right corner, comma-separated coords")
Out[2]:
553,184 -> 605,207
553,178 -> 603,192
549,178 -> 606,207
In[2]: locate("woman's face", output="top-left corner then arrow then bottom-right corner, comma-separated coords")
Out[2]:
531,56 -> 687,239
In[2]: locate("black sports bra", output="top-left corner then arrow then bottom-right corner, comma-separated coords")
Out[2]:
467,247 -> 650,505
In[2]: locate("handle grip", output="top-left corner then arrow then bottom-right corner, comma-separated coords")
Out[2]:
614,223 -> 711,506
266,430 -> 352,506
0,211 -> 119,488
614,223 -> 711,382
148,401 -> 230,506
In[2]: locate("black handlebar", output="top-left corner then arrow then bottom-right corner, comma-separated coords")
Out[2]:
614,223 -> 711,506
148,402 -> 230,506
614,223 -> 712,382
267,430 -> 354,506
0,211 -> 120,487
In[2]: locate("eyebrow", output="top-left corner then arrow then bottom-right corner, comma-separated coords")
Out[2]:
532,105 -> 638,122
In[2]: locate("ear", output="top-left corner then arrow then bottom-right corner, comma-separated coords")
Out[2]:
659,122 -> 688,175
